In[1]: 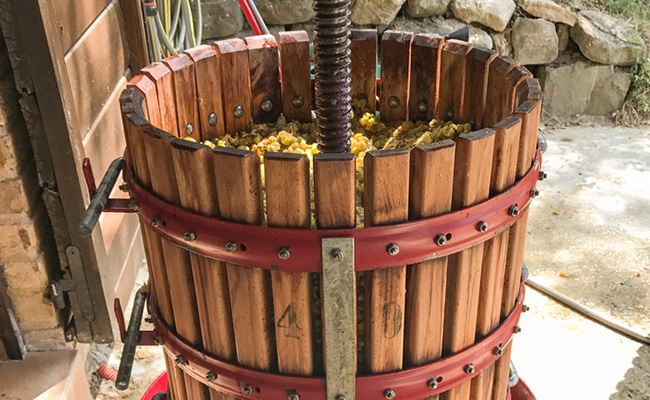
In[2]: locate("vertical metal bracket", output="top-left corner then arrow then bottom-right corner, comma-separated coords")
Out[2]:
52,246 -> 96,329
321,237 -> 356,400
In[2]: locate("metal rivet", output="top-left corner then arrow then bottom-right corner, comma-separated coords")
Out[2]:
384,389 -> 396,399
206,371 -> 217,382
493,346 -> 503,356
331,248 -> 343,260
226,241 -> 237,252
427,378 -> 439,390
417,100 -> 428,114
539,171 -> 547,181
477,221 -> 489,233
444,107 -> 454,121
464,364 -> 475,374
386,243 -> 400,256
514,325 -> 522,334
242,385 -> 254,395
388,96 -> 400,109
335,396 -> 347,400
150,216 -> 162,227
186,123 -> 194,136
209,112 -> 218,127
530,187 -> 540,198
293,95 -> 304,108
278,246 -> 291,260
234,105 -> 244,118
260,99 -> 273,112
128,199 -> 140,211
288,394 -> 300,400
184,231 -> 197,242
119,182 -> 129,192
435,234 -> 447,247
509,205 -> 520,217
175,355 -> 188,365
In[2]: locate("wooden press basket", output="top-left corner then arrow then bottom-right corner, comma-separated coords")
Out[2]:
120,29 -> 542,400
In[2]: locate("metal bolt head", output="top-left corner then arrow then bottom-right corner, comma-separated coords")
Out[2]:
514,325 -> 522,334
278,246 -> 291,260
530,187 -> 540,198
288,394 -> 300,400
493,346 -> 504,356
150,216 -> 162,227
175,355 -> 188,366
386,243 -> 400,256
208,112 -> 218,127
417,100 -> 428,114
234,105 -> 244,118
260,99 -> 273,112
522,304 -> 530,313
292,95 -> 304,108
388,96 -> 400,109
128,199 -> 140,211
539,171 -> 548,181
331,248 -> 343,260
384,389 -> 396,399
119,182 -> 129,192
186,123 -> 194,136
206,371 -> 217,382
509,205 -> 520,217
464,363 -> 475,374
242,385 -> 254,395
184,231 -> 197,242
477,221 -> 489,233
435,234 -> 447,247
427,378 -> 439,390
335,396 -> 347,400
226,241 -> 237,252
444,107 -> 455,121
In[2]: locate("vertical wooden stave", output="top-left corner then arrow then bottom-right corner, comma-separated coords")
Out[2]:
363,148 -> 410,373
264,153 -> 314,376
142,62 -> 180,136
470,116 -> 522,400
246,35 -> 282,124
185,45 -> 226,139
350,29 -> 378,113
437,40 -> 473,122
503,67 -> 534,122
483,56 -> 518,128
162,54 -> 200,139
408,34 -> 444,122
463,48 -> 497,129
214,39 -> 253,134
127,75 -> 162,129
279,31 -> 312,123
515,77 -> 542,109
441,128 -> 495,400
379,31 -> 413,122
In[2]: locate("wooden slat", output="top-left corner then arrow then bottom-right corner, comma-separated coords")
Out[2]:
142,62 -> 179,135
470,116 -> 521,400
185,46 -> 226,139
483,56 -> 518,127
515,77 -> 542,108
502,66 -> 534,121
52,0 -> 111,52
278,31 -> 312,123
379,31 -> 413,122
214,39 -> 252,134
350,29 -> 378,113
246,35 -> 282,124
408,34 -> 444,121
438,40 -> 473,123
127,75 -> 162,129
463,48 -> 497,129
212,147 -> 275,371
363,148 -> 410,373
441,129 -> 495,400
119,0 -> 149,71
264,153 -> 313,376
162,54 -> 200,140
405,141 -> 455,377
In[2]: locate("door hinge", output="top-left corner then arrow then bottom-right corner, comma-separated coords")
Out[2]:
49,245 -> 95,322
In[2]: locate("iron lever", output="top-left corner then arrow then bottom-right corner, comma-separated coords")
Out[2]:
116,286 -> 147,390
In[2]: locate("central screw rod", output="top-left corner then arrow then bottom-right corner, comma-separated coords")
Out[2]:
313,0 -> 352,153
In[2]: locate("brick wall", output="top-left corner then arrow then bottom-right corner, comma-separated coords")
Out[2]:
0,37 -> 64,356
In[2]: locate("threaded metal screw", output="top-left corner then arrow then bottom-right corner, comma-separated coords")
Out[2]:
514,325 -> 522,334
150,216 -> 162,227
175,355 -> 188,365
226,241 -> 237,252
386,243 -> 399,256
184,231 -> 197,241
278,246 -> 291,260
206,371 -> 217,382
530,187 -> 540,198
384,389 -> 396,399
435,234 -> 447,247
539,171 -> 547,181
242,385 -> 253,395
493,346 -> 503,356
477,221 -> 489,233
464,364 -> 475,374
509,205 -> 520,217
427,378 -> 439,390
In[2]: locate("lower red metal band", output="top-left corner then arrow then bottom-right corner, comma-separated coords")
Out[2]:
150,284 -> 525,400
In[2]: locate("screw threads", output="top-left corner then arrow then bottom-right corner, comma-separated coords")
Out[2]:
313,0 -> 352,153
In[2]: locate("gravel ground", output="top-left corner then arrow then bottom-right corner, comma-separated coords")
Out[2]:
92,125 -> 650,400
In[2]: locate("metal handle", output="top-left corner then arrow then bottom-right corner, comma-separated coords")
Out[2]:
115,285 -> 147,390
79,157 -> 124,238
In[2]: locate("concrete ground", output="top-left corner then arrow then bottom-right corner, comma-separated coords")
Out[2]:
92,125 -> 650,399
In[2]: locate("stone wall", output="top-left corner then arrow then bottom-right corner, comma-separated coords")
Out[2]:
0,37 -> 64,356
202,0 -> 648,118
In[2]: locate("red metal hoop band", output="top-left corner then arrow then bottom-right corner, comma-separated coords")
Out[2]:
150,283 -> 524,400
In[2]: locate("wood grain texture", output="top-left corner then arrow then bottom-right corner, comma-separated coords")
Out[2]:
502,66 -> 533,121
408,34 -> 444,121
279,31 -> 312,122
119,0 -> 149,71
212,147 -> 276,371
214,39 -> 252,134
51,0 -> 111,52
463,48 -> 497,129
185,45 -> 226,139
127,75 -> 162,129
515,77 -> 542,108
483,56 -> 518,128
162,54 -> 200,139
246,35 -> 282,123
363,148 -> 410,373
442,129 -> 494,400
438,40 -> 473,122
470,116 -> 521,400
264,153 -> 313,376
350,29 -> 378,113
406,141 -> 455,373
379,31 -> 413,122
142,62 -> 179,135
